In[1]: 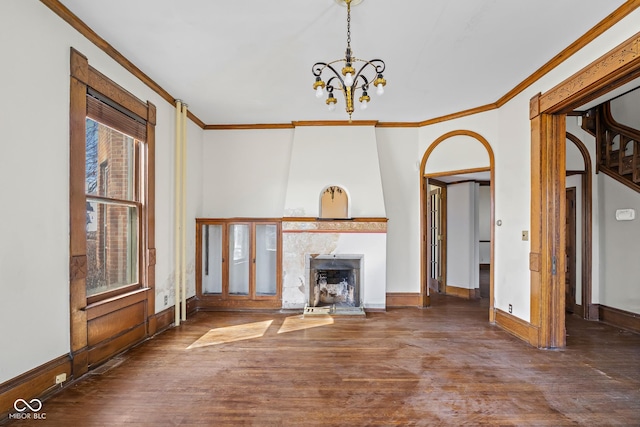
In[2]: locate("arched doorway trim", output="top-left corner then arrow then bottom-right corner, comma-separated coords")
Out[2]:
566,132 -> 594,320
419,130 -> 496,322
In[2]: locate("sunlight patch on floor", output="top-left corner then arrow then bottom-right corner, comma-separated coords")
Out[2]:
277,315 -> 334,334
187,320 -> 273,349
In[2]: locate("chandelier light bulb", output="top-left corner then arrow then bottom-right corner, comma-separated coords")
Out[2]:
376,84 -> 384,96
344,72 -> 354,87
315,86 -> 324,98
328,102 -> 336,112
360,101 -> 368,110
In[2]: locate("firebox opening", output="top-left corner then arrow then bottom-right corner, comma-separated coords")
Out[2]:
308,255 -> 362,310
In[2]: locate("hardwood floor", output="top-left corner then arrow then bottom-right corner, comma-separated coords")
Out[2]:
5,295 -> 640,426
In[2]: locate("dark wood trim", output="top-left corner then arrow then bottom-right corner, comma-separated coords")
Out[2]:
424,166 -> 491,179
599,166 -> 640,193
69,49 -> 89,377
69,48 -> 156,377
386,293 -> 421,307
494,309 -> 536,346
529,104 -> 566,349
498,2 -> 640,110
205,123 -> 294,130
41,0 -> 207,128
0,354 -> 72,418
598,305 -> 640,335
566,133 -> 593,320
293,120 -> 378,127
540,31 -> 640,114
85,288 -> 149,320
531,25 -> 640,348
282,217 -> 388,223
420,130 -> 495,320
153,306 -> 176,333
88,324 -> 147,367
588,303 -> 601,321
446,285 -> 479,300
44,0 -> 639,132
195,219 -> 282,310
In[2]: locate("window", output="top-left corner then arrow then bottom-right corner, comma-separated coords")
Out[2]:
69,48 -> 157,373
85,118 -> 141,297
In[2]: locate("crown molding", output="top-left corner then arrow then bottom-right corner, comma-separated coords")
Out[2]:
40,0 -> 640,131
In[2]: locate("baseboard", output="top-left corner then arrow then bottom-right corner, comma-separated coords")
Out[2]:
153,306 -> 175,334
494,308 -> 537,347
445,285 -> 479,300
386,292 -> 421,307
598,304 -> 640,334
0,354 -> 72,420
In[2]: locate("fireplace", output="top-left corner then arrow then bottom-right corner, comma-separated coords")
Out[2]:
307,254 -> 363,313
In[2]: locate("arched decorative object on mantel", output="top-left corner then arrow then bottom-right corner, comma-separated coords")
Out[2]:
319,185 -> 350,219
419,130 -> 495,322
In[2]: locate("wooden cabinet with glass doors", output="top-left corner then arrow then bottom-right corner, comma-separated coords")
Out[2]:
195,219 -> 282,309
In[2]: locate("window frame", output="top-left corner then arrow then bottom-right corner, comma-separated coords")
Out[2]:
69,48 -> 157,374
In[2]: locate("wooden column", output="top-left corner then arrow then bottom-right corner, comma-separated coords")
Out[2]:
529,94 -> 566,349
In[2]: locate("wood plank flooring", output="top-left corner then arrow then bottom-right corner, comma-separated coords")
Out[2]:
5,295 -> 640,426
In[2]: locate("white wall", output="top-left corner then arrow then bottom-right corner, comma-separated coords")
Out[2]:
478,185 -> 491,264
201,129 -> 293,218
446,183 -> 479,290
376,127 -> 421,293
610,87 -> 640,128
284,126 -> 386,218
0,1 -> 202,383
598,176 -> 640,314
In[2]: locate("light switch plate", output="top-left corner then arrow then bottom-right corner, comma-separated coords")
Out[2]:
522,230 -> 529,241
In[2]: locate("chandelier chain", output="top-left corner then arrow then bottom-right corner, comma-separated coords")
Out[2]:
346,2 -> 351,49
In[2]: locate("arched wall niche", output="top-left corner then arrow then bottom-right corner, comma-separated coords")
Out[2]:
319,184 -> 351,219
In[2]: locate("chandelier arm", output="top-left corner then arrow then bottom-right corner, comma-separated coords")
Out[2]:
355,58 -> 386,74
314,62 -> 346,89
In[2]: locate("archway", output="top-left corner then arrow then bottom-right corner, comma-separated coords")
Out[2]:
419,130 -> 496,322
566,132 -> 593,320
529,31 -> 640,348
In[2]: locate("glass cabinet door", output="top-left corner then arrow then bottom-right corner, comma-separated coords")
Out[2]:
197,219 -> 281,308
202,224 -> 223,294
228,224 -> 250,295
255,224 -> 277,296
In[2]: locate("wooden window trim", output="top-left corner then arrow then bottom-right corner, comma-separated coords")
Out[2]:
69,48 -> 156,376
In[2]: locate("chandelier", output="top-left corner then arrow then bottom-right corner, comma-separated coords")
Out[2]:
312,0 -> 386,120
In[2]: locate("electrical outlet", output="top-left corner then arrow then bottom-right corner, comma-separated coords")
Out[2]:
164,295 -> 168,306
508,304 -> 513,314
522,230 -> 529,241
55,373 -> 67,384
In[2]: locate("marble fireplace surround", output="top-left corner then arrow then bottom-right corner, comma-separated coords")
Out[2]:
281,218 -> 387,310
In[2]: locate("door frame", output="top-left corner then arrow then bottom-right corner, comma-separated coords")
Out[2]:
566,133 -> 594,319
529,31 -> 640,348
419,130 -> 495,322
565,186 -> 577,314
426,182 -> 447,294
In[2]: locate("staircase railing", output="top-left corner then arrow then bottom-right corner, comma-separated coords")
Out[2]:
582,102 -> 640,193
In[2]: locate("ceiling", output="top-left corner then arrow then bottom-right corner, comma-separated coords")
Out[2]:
57,0 -> 628,126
